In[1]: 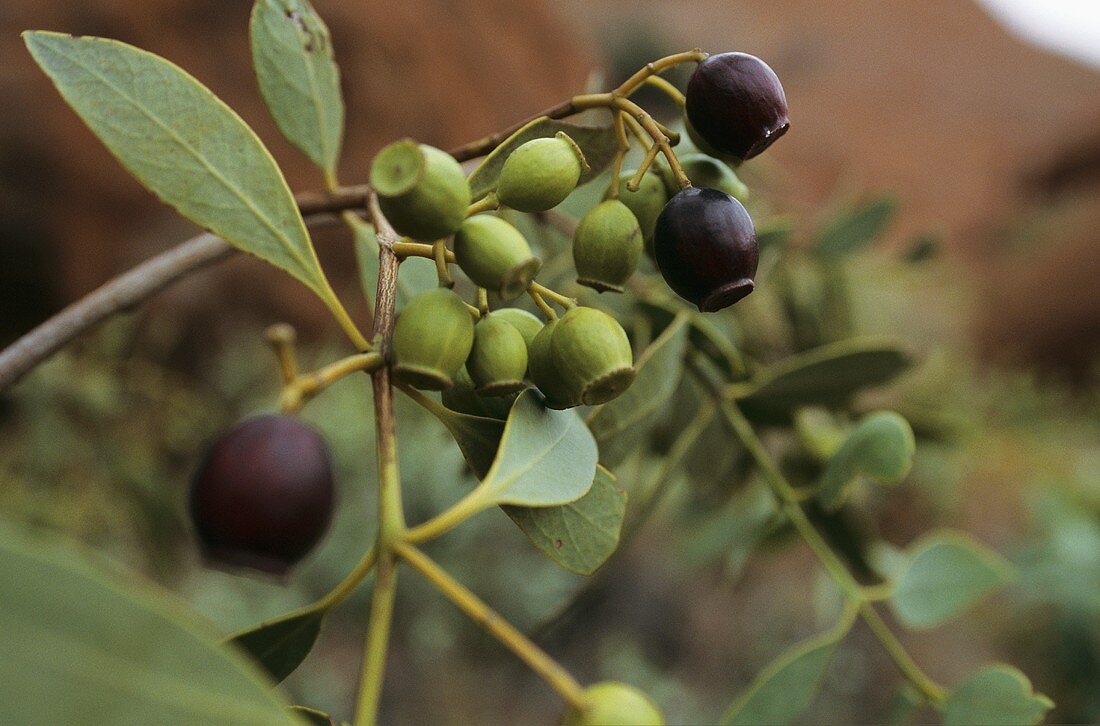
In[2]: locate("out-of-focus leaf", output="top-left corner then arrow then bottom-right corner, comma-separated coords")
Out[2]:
811,196 -> 898,259
891,530 -> 1014,630
289,706 -> 335,726
942,665 -> 1052,726
722,620 -> 847,725
227,607 -> 325,684
733,338 -> 913,424
467,117 -> 619,199
504,466 -> 626,575
0,524 -> 296,725
587,314 -> 690,466
817,411 -> 915,510
23,32 -> 348,321
637,299 -> 747,380
250,0 -> 343,178
402,386 -> 505,477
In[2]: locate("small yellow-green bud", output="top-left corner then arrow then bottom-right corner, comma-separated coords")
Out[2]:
454,215 -> 542,301
370,140 -> 471,241
573,200 -> 643,293
551,307 -> 635,406
467,316 -> 529,397
391,288 -> 474,390
496,131 -> 589,212
562,682 -> 664,726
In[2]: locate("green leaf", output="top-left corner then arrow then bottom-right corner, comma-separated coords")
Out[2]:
722,625 -> 844,725
817,411 -> 915,510
227,607 -> 325,684
349,214 -> 437,308
467,117 -> 619,199
479,390 -> 598,507
587,313 -> 690,466
24,32 -> 344,315
289,706 -> 336,725
891,530 -> 1014,629
250,0 -> 343,179
0,524 -> 296,725
812,195 -> 898,259
942,665 -> 1052,726
735,337 -> 913,424
504,466 -> 627,575
403,386 -> 505,477
637,299 -> 747,381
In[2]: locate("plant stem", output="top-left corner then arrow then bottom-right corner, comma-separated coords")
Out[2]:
353,194 -> 408,726
613,49 -> 708,96
279,352 -> 386,412
317,544 -> 379,611
395,542 -> 587,708
529,282 -> 576,309
264,323 -> 299,385
466,191 -> 499,217
432,240 -> 453,288
642,75 -> 686,106
711,393 -> 947,703
613,97 -> 691,189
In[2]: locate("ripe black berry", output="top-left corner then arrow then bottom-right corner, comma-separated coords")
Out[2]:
652,187 -> 758,312
189,415 -> 335,575
685,52 -> 789,162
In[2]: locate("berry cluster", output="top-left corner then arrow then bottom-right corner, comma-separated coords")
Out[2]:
189,50 -> 788,584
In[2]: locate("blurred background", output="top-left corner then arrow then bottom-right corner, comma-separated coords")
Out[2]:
1,0 -> 1098,723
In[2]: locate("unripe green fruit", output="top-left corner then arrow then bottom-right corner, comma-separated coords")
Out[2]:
370,140 -> 471,241
467,316 -> 529,397
679,152 -> 750,203
609,170 -> 668,252
454,215 -> 542,300
573,200 -> 643,293
391,288 -> 474,390
496,132 -> 588,212
528,319 -> 580,410
486,308 -> 543,350
551,307 -> 635,406
562,682 -> 664,726
442,366 -> 515,419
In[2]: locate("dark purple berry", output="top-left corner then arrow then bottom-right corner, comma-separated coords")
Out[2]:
189,415 -> 334,575
686,52 -> 789,162
653,187 -> 758,312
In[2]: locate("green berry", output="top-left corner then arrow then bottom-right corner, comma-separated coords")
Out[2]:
391,288 -> 474,390
486,308 -> 543,350
573,200 -> 643,293
441,366 -> 515,419
454,215 -> 542,301
370,140 -> 471,241
527,319 -> 580,410
562,682 -> 664,726
551,307 -> 635,406
610,170 -> 668,249
497,132 -> 588,212
467,316 -> 528,397
679,152 -> 750,203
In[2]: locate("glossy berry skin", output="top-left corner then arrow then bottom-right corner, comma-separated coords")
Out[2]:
189,416 -> 334,576
653,187 -> 758,312
685,52 -> 789,162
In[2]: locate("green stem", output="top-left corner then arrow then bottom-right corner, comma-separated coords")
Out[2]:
317,545 -> 379,611
395,542 -> 587,708
403,487 -> 491,544
711,391 -> 947,703
354,552 -> 398,726
466,191 -> 499,217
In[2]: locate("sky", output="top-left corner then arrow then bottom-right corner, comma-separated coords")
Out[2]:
976,0 -> 1100,68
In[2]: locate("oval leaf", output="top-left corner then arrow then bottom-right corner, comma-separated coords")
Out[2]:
468,117 -> 619,199
0,525 -> 296,725
817,411 -> 915,511
891,530 -> 1014,630
503,466 -> 627,575
227,607 -> 326,684
722,627 -> 843,725
587,313 -> 690,467
812,195 -> 898,259
734,337 -> 913,424
24,32 -> 342,311
480,390 -> 598,507
637,299 -> 748,381
251,0 -> 343,179
402,385 -> 506,478
942,665 -> 1052,726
